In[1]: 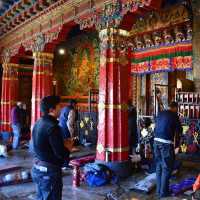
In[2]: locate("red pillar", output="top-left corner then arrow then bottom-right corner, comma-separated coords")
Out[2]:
31,52 -> 53,128
0,63 -> 19,132
96,28 -> 131,175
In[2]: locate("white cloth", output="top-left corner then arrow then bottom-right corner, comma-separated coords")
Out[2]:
67,110 -> 75,137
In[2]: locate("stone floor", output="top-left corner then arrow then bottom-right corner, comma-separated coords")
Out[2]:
0,148 -> 198,200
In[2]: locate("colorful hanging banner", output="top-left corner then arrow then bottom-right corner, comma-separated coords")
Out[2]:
131,42 -> 192,74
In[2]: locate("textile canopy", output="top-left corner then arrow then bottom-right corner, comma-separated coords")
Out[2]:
131,42 -> 192,74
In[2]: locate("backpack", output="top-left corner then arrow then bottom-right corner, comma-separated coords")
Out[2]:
85,163 -> 118,187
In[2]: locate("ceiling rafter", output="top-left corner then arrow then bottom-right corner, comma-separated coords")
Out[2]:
0,0 -> 20,16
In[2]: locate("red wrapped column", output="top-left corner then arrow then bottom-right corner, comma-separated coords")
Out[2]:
31,52 -> 53,128
96,28 -> 131,176
0,63 -> 19,132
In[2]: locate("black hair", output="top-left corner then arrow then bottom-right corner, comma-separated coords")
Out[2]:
144,118 -> 152,128
40,96 -> 60,114
169,101 -> 178,109
69,99 -> 77,106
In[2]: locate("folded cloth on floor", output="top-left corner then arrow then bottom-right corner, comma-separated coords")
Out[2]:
130,173 -> 156,193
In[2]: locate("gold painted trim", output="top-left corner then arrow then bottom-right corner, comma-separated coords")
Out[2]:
35,59 -> 54,63
98,103 -> 128,110
1,121 -> 10,125
107,58 -> 119,63
2,63 -> 19,69
1,102 -> 10,105
106,146 -> 129,153
119,29 -> 130,37
31,98 -> 41,102
33,71 -> 52,76
18,66 -> 33,70
97,144 -> 129,154
1,101 -> 10,105
1,100 -> 16,105
2,78 -> 18,81
33,52 -> 54,60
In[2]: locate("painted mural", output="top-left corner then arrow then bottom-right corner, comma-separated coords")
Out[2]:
54,32 -> 100,96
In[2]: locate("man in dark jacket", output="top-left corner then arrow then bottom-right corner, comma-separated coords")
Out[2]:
31,96 -> 73,200
128,100 -> 138,154
20,103 -> 30,139
154,101 -> 182,198
59,99 -> 77,139
11,102 -> 23,149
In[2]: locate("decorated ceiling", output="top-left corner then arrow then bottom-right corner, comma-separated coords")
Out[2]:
0,0 -> 20,16
0,0 -> 192,63
0,0 -> 56,36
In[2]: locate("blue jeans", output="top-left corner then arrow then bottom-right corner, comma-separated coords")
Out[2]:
154,142 -> 175,198
12,124 -> 21,149
31,167 -> 63,200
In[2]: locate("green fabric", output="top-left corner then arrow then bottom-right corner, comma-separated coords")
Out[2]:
132,51 -> 192,64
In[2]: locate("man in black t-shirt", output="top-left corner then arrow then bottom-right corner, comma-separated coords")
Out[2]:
31,96 -> 73,200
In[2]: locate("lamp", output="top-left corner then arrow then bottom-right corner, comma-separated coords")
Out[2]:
58,48 -> 65,55
53,80 -> 57,86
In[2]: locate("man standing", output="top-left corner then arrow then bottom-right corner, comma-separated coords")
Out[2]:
20,103 -> 29,138
154,101 -> 182,198
128,100 -> 138,154
31,96 -> 73,200
11,102 -> 23,149
59,99 -> 77,139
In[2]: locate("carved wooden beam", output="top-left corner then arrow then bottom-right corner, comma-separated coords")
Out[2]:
0,0 -> 158,58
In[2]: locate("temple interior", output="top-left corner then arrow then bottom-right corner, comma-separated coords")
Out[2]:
0,0 -> 200,199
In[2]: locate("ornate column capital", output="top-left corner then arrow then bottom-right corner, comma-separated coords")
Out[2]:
2,49 -> 12,64
76,0 -> 152,31
99,28 -> 130,38
2,63 -> 19,69
32,33 -> 47,53
99,28 -> 131,66
2,63 -> 19,73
